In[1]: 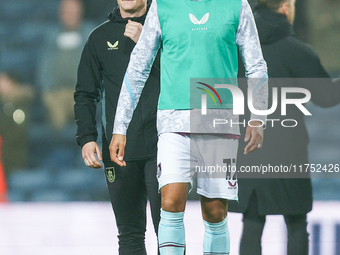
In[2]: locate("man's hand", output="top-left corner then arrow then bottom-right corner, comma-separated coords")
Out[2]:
109,134 -> 127,167
82,141 -> 103,168
244,120 -> 264,155
124,20 -> 143,43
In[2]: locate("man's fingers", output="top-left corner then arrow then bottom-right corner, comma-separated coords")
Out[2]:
83,157 -> 91,167
250,133 -> 261,152
244,126 -> 263,155
244,126 -> 251,142
245,143 -> 258,154
109,144 -> 118,162
125,23 -> 141,31
244,139 -> 256,154
109,135 -> 127,167
82,142 -> 103,168
115,143 -> 126,166
124,29 -> 139,40
243,126 -> 252,154
126,20 -> 142,29
83,151 -> 101,168
117,144 -> 124,161
96,145 -> 103,161
110,151 -> 126,167
109,142 -> 124,166
124,20 -> 142,43
123,31 -> 134,39
89,153 -> 102,168
84,155 -> 95,168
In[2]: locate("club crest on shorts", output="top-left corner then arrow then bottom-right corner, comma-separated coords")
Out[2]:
157,163 -> 162,179
228,180 -> 237,189
106,167 -> 116,183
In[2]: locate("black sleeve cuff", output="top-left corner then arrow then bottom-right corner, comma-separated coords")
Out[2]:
77,135 -> 97,148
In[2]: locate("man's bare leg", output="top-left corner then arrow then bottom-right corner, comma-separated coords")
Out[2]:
158,183 -> 189,255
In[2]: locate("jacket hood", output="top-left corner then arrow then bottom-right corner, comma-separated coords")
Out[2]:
254,4 -> 293,45
108,6 -> 148,23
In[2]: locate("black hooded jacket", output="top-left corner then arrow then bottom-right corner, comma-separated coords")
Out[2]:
254,4 -> 334,81
74,6 -> 160,162
243,4 -> 340,165
229,5 -> 340,215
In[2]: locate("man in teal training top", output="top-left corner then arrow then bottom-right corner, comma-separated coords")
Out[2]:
110,0 -> 268,254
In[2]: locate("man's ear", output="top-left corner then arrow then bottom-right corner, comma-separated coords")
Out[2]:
278,2 -> 289,17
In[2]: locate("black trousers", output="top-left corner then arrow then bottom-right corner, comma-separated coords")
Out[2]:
104,157 -> 161,255
240,192 -> 309,255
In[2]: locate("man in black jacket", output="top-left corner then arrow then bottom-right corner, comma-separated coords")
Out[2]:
229,0 -> 340,254
74,1 -> 161,254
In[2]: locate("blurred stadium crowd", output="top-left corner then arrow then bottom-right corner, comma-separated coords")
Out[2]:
0,0 -> 339,202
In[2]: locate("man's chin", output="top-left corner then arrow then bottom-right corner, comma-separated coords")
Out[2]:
121,2 -> 137,10
121,0 -> 136,6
